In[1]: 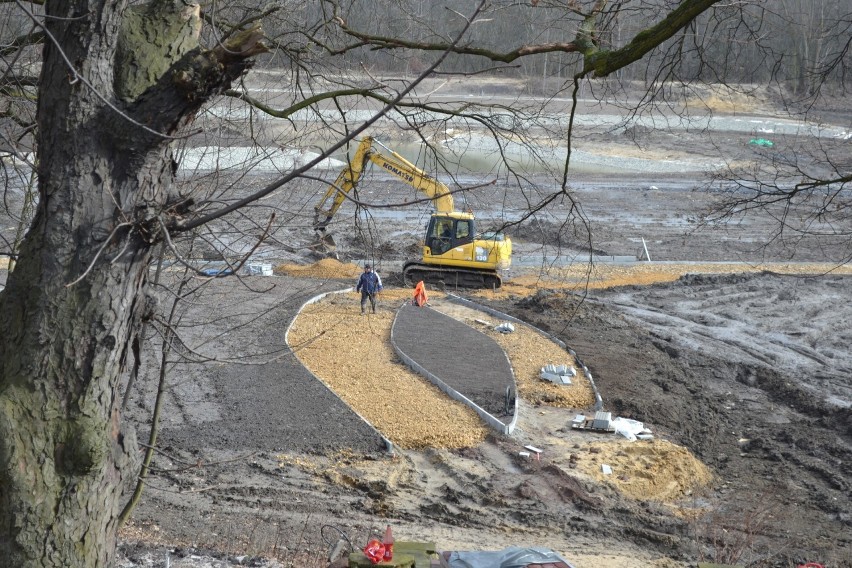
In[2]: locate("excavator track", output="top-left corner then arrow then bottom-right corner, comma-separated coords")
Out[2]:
403,261 -> 502,290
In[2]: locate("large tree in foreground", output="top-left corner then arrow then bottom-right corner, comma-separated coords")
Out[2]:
0,0 -> 849,565
0,0 -> 269,564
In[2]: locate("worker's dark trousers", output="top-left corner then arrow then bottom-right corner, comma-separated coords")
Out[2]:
361,291 -> 377,314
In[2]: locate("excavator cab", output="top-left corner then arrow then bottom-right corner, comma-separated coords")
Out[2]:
415,211 -> 511,288
426,216 -> 474,255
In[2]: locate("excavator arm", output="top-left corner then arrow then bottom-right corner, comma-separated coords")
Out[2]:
362,139 -> 455,213
313,137 -> 454,233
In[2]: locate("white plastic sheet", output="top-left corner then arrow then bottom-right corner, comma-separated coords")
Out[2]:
494,322 -> 515,334
611,417 -> 645,441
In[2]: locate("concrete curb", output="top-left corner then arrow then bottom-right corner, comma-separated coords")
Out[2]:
446,294 -> 604,411
390,305 -> 517,436
285,287 -> 395,454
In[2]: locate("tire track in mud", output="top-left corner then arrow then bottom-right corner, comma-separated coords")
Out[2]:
606,274 -> 852,406
607,300 -> 787,368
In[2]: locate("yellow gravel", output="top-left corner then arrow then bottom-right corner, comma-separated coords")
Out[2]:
287,293 -> 489,449
276,258 -> 362,279
573,439 -> 713,502
471,261 -> 852,298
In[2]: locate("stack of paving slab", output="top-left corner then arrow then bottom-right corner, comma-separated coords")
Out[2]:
540,364 -> 576,385
571,411 -> 616,433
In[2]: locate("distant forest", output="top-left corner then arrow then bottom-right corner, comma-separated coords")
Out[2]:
257,0 -> 849,98
1,1 -> 846,99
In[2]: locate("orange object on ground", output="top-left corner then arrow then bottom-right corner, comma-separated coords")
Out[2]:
363,538 -> 385,564
413,281 -> 428,306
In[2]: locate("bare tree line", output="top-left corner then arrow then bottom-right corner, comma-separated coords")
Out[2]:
243,0 -> 851,97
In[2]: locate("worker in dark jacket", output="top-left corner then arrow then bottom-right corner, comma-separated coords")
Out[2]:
356,264 -> 383,314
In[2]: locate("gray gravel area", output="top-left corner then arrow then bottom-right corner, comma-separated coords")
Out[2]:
129,275 -> 386,455
391,303 -> 515,419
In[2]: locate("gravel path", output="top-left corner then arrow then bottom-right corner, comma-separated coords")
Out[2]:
391,303 -> 515,419
158,357 -> 388,454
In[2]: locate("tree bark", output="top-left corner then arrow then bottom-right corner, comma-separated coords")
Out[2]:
0,1 -> 264,565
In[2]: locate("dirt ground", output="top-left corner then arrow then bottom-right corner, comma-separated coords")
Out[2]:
22,81 -> 840,567
118,264 -> 852,568
117,271 -> 852,566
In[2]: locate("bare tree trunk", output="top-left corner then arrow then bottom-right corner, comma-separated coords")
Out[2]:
0,1 -> 264,565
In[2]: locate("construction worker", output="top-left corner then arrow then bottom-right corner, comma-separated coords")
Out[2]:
356,264 -> 383,314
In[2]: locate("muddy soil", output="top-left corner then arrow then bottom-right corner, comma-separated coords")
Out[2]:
119,256 -> 852,566
476,274 -> 852,566
119,270 -> 852,568
98,86 -> 852,567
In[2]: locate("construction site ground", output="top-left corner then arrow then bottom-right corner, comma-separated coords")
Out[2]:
117,256 -> 852,568
57,82 -> 850,567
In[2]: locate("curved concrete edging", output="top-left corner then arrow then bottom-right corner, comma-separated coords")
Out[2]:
446,294 -> 604,411
390,307 -> 517,436
284,287 -> 395,454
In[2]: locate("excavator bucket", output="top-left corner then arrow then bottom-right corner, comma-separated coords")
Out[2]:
319,232 -> 336,251
310,230 -> 339,258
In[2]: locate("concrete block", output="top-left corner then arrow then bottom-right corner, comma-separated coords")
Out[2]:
540,364 -> 575,385
592,411 -> 612,429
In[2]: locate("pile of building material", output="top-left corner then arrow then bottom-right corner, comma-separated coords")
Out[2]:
539,364 -> 576,385
571,411 -> 616,433
570,412 -> 654,440
244,262 -> 273,276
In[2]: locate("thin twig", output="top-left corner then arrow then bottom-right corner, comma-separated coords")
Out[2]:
65,222 -> 133,287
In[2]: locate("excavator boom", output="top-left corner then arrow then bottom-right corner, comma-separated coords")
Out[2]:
314,137 -> 453,232
366,139 -> 455,213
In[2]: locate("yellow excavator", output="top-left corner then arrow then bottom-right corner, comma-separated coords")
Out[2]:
313,137 -> 512,288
